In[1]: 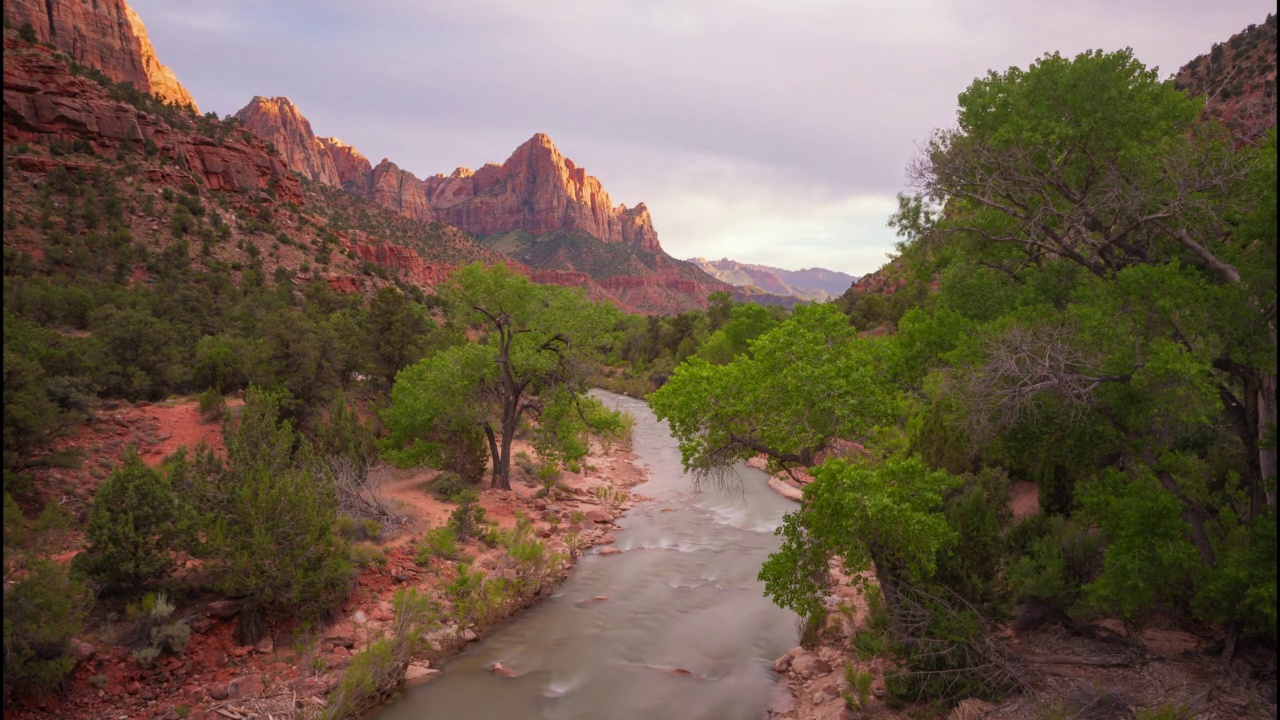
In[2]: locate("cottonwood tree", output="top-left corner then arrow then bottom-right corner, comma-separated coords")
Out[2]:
911,49 -> 1276,518
650,303 -> 894,485
905,49 -> 1276,643
384,263 -> 623,490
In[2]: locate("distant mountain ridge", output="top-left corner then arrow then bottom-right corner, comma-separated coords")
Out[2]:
688,257 -> 857,301
232,95 -> 730,313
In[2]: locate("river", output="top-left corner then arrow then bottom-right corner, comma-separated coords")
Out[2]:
375,391 -> 800,720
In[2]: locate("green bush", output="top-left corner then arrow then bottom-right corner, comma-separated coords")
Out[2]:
448,488 -> 487,541
3,559 -> 89,696
429,471 -> 467,502
198,387 -> 225,421
74,451 -> 182,593
414,525 -> 459,563
320,588 -> 436,720
209,465 -> 353,636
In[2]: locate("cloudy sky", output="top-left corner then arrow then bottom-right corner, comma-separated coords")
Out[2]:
131,0 -> 1271,276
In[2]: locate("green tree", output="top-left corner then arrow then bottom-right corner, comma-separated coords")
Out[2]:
3,559 -> 89,697
651,303 -> 893,484
73,450 -> 182,593
364,285 -> 433,394
913,49 -> 1276,516
384,263 -> 621,490
206,388 -> 351,640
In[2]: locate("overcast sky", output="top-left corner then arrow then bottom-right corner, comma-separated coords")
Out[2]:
130,0 -> 1271,277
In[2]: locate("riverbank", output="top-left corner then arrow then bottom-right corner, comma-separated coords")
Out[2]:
5,405 -> 651,720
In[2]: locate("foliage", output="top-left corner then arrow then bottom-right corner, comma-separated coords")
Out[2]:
74,450 -> 183,593
206,388 -> 351,635
3,559 -> 89,697
448,488 -> 488,542
384,263 -> 620,489
652,303 -> 894,485
759,455 -> 959,622
429,471 -> 467,502
415,525 -> 459,563
318,589 -> 437,720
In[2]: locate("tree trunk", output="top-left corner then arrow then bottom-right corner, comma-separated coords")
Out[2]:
483,422 -> 502,489
1256,372 -> 1277,509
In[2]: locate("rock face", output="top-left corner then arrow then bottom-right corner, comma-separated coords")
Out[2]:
368,158 -> 438,223
234,99 -> 437,223
319,136 -> 373,190
5,0 -> 198,111
234,96 -> 340,186
123,4 -> 198,110
423,133 -> 660,252
4,39 -> 298,202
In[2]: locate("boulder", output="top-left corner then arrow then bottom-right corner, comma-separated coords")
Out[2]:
403,663 -> 440,687
488,662 -> 516,678
206,600 -> 241,620
227,674 -> 264,700
790,653 -> 832,678
598,546 -> 621,556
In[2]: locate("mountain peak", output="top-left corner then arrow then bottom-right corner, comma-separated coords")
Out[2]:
234,97 -> 340,186
7,0 -> 198,111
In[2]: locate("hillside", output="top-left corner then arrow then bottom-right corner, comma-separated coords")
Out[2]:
1176,13 -> 1277,144
689,257 -> 857,301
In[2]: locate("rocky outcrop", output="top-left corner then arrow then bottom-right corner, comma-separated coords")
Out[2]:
423,133 -> 661,251
368,159 -> 437,223
234,96 -> 340,186
319,136 -> 372,190
123,5 -> 198,110
5,0 -> 197,111
4,40 -> 297,201
349,244 -> 452,286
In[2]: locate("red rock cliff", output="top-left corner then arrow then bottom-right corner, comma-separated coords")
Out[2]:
234,96 -> 340,186
4,40 -> 296,201
368,159 -> 437,223
319,136 -> 373,190
423,133 -> 661,252
5,0 -> 197,111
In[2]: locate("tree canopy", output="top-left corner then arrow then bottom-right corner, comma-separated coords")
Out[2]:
384,263 -> 626,489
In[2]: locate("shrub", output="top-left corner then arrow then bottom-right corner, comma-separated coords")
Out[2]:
209,465 -> 353,639
414,525 -> 459,563
198,387 -> 225,421
319,589 -> 436,720
448,488 -> 487,541
429,471 -> 467,502
74,451 -> 182,593
3,559 -> 89,696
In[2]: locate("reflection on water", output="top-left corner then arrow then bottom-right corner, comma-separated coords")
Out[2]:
375,391 -> 799,720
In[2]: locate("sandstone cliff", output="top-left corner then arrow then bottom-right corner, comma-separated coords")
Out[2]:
319,136 -> 373,190
4,39 -> 295,201
234,96 -> 340,186
123,4 -> 198,110
423,133 -> 661,252
5,0 -> 197,111
368,159 -> 437,223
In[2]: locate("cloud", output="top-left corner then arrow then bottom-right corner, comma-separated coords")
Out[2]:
129,0 -> 1274,275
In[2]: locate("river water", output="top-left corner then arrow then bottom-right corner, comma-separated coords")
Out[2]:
376,391 -> 800,720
